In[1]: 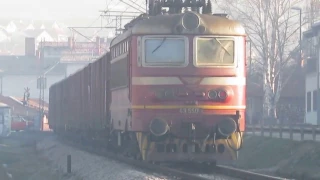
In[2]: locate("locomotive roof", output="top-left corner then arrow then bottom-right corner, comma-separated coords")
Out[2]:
111,12 -> 246,46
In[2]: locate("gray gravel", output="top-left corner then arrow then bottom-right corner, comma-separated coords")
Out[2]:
37,135 -> 171,180
35,134 -> 237,180
198,174 -> 240,180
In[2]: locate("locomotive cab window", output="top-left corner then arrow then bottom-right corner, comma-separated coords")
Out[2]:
142,36 -> 188,67
195,37 -> 235,66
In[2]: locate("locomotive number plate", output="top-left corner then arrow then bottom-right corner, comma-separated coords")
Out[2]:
179,108 -> 200,114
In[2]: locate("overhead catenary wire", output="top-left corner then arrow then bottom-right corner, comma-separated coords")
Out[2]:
93,0 -> 141,37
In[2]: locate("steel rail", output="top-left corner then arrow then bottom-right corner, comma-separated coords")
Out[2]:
59,136 -> 288,180
215,165 -> 289,180
60,137 -> 211,180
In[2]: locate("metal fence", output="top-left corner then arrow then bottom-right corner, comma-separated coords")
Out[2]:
246,124 -> 320,141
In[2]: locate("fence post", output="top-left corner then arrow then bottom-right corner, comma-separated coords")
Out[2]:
312,126 -> 316,141
34,140 -> 37,154
67,155 -> 71,173
289,126 -> 293,140
269,125 -> 272,137
300,127 -> 304,141
261,125 -> 264,136
279,126 -> 283,139
252,124 -> 255,135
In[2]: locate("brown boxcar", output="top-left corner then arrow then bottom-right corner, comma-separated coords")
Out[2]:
50,53 -> 111,137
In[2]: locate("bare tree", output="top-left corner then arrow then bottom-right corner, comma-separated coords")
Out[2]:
214,0 -> 304,123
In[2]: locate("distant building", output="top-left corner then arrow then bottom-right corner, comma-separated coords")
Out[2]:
0,36 -> 112,102
303,22 -> 320,125
0,19 -> 70,55
6,21 -> 17,34
0,102 -> 11,137
246,68 -> 305,125
0,27 -> 9,43
24,29 -> 55,44
0,55 -> 65,102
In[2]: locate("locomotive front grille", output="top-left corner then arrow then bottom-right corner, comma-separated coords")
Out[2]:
180,122 -> 207,139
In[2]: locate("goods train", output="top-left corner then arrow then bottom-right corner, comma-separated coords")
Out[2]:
49,0 -> 246,165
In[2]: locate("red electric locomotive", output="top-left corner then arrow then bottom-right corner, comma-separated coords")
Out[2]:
49,0 -> 246,165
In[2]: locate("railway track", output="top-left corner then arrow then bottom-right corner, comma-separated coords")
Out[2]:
213,165 -> 288,180
57,135 -> 288,180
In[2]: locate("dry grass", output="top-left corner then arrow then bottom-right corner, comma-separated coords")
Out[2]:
0,165 -> 11,180
0,133 -> 68,180
232,136 -> 320,180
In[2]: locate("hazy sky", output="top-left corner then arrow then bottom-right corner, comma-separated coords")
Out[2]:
0,0 -> 138,20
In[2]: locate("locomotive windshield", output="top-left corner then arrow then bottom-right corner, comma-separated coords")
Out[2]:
144,38 -> 186,66
195,37 -> 234,66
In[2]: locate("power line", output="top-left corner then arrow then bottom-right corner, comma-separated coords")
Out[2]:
99,0 -> 141,35
69,0 -> 143,43
119,0 -> 144,13
127,0 -> 146,12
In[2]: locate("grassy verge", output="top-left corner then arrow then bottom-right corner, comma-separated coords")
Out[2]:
233,136 -> 320,180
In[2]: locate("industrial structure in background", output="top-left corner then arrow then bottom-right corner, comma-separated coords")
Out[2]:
0,0 -> 143,101
0,102 -> 11,137
0,0 -> 144,131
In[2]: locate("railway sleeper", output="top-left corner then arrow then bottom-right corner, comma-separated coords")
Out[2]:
155,143 -> 217,153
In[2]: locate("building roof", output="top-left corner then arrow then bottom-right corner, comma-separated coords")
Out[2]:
14,97 -> 48,112
23,29 -> 46,38
0,19 -> 67,31
0,102 -> 9,108
0,27 -> 8,36
0,95 -> 48,120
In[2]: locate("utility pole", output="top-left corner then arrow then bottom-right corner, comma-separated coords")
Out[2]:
38,39 -> 44,131
318,36 -> 320,125
37,41 -> 62,131
0,75 -> 2,95
0,69 -> 3,96
291,7 -> 302,67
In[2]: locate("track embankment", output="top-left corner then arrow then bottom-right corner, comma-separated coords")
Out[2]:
0,164 -> 11,180
230,135 -> 320,180
0,131 -> 69,180
57,134 -> 287,180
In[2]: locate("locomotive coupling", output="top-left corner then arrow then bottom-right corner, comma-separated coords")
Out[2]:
217,117 -> 237,137
149,118 -> 170,136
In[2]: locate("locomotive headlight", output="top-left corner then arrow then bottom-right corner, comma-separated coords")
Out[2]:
208,90 -> 218,99
211,87 -> 233,102
149,118 -> 169,136
217,117 -> 237,137
154,90 -> 165,99
218,90 -> 228,100
182,12 -> 200,30
164,89 -> 175,98
154,89 -> 175,100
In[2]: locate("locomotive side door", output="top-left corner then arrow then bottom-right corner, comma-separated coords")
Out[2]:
128,40 -> 132,102
127,39 -> 133,131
